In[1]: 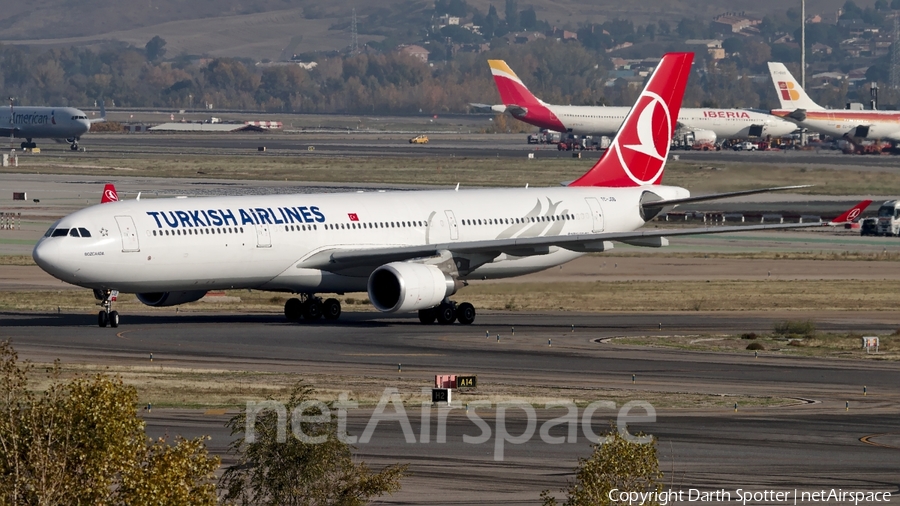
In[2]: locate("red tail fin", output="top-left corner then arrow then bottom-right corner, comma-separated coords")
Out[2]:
101,184 -> 119,203
830,200 -> 872,224
568,52 -> 694,187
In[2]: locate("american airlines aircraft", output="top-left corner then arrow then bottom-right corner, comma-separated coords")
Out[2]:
0,102 -> 103,151
32,53 -> 867,328
487,59 -> 797,141
768,62 -> 900,142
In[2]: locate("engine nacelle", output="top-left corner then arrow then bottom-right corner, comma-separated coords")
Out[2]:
368,262 -> 458,313
136,291 -> 207,307
688,128 -> 716,144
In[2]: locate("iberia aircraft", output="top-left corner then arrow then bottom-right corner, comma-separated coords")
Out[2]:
32,53 -> 868,329
485,59 -> 797,141
768,62 -> 900,141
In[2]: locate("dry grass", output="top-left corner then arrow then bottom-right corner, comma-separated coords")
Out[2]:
0,255 -> 35,266
618,332 -> 900,360
2,279 -> 897,313
16,154 -> 900,195
23,362 -> 790,409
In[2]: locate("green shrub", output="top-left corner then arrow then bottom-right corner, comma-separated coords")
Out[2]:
740,332 -> 757,340
774,320 -> 816,337
746,342 -> 765,351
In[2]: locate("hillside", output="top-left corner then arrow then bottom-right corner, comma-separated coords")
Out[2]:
0,0 -> 862,60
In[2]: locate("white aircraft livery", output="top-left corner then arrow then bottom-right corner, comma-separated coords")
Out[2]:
0,103 -> 101,150
32,53 -> 867,328
487,59 -> 797,141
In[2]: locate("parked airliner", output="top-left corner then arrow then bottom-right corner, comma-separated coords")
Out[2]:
32,53 -> 866,328
486,59 -> 797,142
0,102 -> 104,151
768,62 -> 900,142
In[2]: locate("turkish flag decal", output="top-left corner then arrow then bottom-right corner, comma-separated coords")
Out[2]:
348,213 -> 359,221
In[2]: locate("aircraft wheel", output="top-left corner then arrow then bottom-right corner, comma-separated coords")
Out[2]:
323,298 -> 341,320
20,142 -> 27,150
436,304 -> 456,325
98,311 -> 109,328
418,308 -> 436,324
456,302 -> 475,325
70,143 -> 78,151
109,310 -> 120,328
284,298 -> 303,321
303,299 -> 323,320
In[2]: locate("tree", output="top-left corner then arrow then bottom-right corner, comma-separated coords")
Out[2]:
145,35 -> 167,61
722,37 -> 744,55
222,382 -> 409,505
540,424 -> 662,506
0,341 -> 218,505
504,0 -> 520,31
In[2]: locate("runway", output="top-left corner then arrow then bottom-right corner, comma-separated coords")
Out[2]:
18,131 -> 900,170
3,310 -> 900,503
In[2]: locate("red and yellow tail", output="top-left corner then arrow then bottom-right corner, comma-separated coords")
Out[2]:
488,60 -> 566,132
569,52 -> 693,187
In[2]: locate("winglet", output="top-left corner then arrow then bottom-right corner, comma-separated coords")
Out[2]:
829,200 -> 872,224
101,184 -> 119,203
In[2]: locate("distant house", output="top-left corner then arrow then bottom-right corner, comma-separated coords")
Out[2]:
437,14 -> 460,26
811,43 -> 832,55
546,27 -> 577,40
685,39 -> 725,59
512,31 -> 545,44
712,14 -> 761,34
398,45 -> 430,63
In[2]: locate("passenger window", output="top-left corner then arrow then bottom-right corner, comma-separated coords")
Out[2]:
51,228 -> 69,237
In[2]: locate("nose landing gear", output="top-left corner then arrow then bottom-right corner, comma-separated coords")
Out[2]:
94,289 -> 119,328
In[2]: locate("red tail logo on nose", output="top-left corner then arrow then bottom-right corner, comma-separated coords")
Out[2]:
569,52 -> 693,187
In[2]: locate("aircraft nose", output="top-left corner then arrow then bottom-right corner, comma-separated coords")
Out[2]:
80,119 -> 92,134
32,239 -> 67,279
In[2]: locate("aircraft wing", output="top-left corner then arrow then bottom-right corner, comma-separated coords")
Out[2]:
299,200 -> 870,273
641,185 -> 811,212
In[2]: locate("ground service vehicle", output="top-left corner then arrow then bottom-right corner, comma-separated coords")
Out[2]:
409,135 -> 429,144
876,200 -> 900,236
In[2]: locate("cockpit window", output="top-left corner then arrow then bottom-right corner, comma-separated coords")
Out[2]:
51,228 -> 69,237
78,228 -> 91,237
68,229 -> 80,237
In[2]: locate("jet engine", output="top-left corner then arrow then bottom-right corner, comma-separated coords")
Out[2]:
136,291 -> 208,307
367,262 -> 459,313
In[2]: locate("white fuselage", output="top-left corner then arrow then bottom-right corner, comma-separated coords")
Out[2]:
33,185 -> 688,295
548,105 -> 797,139
0,106 -> 91,140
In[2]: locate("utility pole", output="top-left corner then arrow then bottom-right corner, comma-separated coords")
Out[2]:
801,0 -> 806,88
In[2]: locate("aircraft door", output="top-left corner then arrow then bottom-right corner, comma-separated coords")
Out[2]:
255,223 -> 271,248
748,124 -> 763,137
114,215 -> 140,252
584,198 -> 605,233
445,210 -> 459,240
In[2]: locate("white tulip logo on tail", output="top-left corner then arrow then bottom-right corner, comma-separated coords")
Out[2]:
612,91 -> 672,186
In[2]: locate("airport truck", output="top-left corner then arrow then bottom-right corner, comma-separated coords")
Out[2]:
875,200 -> 900,236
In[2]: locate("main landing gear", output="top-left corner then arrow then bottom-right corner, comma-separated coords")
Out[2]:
284,294 -> 341,322
94,289 -> 119,328
20,138 -> 37,150
418,300 -> 475,325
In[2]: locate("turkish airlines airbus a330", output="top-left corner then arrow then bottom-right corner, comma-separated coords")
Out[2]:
33,53 -> 868,328
485,59 -> 798,141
